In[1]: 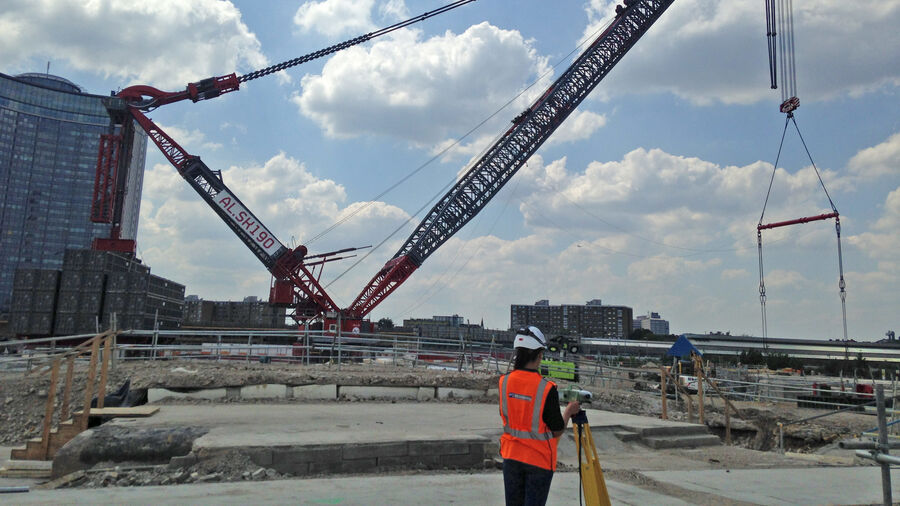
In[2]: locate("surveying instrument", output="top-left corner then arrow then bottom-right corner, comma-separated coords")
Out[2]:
562,386 -> 611,506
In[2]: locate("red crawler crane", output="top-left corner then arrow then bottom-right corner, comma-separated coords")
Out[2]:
88,0 -> 677,333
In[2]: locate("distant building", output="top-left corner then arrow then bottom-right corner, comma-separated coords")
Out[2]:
0,72 -> 147,317
10,249 -> 183,336
400,314 -> 508,342
510,299 -> 633,339
633,311 -> 670,335
183,296 -> 288,329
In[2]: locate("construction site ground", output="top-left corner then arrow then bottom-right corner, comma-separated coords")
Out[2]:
0,360 -> 894,504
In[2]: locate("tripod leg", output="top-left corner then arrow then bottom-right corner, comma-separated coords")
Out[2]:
573,421 -> 611,506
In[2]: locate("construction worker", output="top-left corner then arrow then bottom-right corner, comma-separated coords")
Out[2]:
499,326 -> 580,506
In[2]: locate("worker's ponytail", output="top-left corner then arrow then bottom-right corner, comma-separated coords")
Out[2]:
513,347 -> 542,370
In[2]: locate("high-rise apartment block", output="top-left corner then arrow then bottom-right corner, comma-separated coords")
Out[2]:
510,299 -> 633,339
0,72 -> 147,317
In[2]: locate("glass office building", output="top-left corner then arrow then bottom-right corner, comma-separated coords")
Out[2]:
0,72 -> 147,317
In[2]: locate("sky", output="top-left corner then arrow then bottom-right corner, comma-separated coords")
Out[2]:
2,0 -> 899,340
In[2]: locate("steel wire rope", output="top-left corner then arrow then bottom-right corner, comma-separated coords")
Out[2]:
759,115 -> 838,224
237,0 -> 477,83
759,114 -> 792,224
312,15 -> 617,281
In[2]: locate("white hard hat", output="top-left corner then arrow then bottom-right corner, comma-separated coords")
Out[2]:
513,326 -> 547,350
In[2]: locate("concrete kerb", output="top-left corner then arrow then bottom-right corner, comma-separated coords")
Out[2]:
291,384 -> 337,400
339,386 -> 419,400
437,387 -> 487,400
147,384 -> 497,403
240,384 -> 288,399
148,388 -> 227,402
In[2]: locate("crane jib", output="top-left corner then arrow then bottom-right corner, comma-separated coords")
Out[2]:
214,189 -> 283,257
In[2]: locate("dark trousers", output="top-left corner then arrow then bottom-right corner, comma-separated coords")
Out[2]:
503,458 -> 554,506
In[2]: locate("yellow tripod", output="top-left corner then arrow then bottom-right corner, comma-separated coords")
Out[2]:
572,410 -> 611,506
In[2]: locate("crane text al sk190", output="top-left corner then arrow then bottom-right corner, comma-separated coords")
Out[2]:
215,190 -> 281,256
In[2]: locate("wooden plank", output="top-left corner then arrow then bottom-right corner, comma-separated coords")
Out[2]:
60,354 -> 75,422
36,470 -> 85,490
696,356 -> 705,425
96,335 -> 112,409
0,460 -> 53,479
80,337 -> 101,430
74,406 -> 159,417
40,360 -> 60,460
660,366 -> 668,420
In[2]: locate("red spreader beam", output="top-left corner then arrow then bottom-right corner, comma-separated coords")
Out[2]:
757,211 -> 839,231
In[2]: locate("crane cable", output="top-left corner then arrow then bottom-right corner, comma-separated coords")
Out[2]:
237,0 -> 476,83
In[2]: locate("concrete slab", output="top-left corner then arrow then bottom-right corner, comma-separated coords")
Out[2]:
291,384 -> 337,400
436,387 -> 485,399
644,466 -> 900,505
416,386 -> 435,401
339,386 -> 419,400
148,388 -> 226,403
239,384 -> 287,399
108,404 -> 501,450
9,471 -> 690,505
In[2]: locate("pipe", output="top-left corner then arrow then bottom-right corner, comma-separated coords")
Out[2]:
840,440 -> 900,450
0,486 -> 30,494
855,450 -> 900,466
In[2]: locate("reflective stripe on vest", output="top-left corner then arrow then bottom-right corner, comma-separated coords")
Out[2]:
500,375 -> 553,441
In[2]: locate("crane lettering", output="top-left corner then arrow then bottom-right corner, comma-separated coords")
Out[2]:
215,191 -> 282,256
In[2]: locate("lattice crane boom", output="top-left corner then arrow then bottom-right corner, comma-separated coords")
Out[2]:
347,0 -> 677,318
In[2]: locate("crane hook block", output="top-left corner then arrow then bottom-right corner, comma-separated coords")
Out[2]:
779,96 -> 799,114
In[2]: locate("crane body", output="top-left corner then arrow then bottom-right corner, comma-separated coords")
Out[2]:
93,0 -> 675,329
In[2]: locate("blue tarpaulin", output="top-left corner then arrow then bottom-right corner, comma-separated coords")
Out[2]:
667,335 -> 702,358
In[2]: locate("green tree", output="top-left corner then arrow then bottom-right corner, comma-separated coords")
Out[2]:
629,328 -> 655,340
377,318 -> 394,331
854,352 -> 868,376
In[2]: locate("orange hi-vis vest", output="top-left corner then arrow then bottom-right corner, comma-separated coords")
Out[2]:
498,369 -> 558,471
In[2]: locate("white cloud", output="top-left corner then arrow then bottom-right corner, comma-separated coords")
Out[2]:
849,186 -> 900,261
721,268 -> 749,280
848,132 -> 900,180
294,0 -> 376,38
545,110 -> 607,146
0,0 -> 268,89
293,22 -> 552,145
764,269 -> 807,289
156,124 -> 223,152
582,0 -> 900,106
627,254 -> 720,282
518,147 -> 843,254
